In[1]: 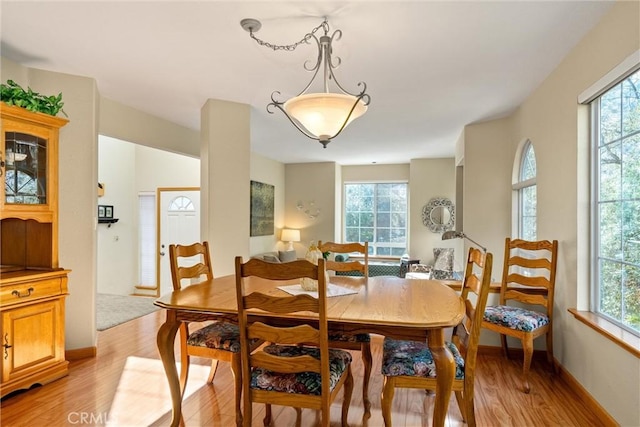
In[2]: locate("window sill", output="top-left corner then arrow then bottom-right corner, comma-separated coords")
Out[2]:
568,308 -> 640,358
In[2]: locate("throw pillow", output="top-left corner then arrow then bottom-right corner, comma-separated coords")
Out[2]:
263,255 -> 281,263
334,254 -> 350,262
278,250 -> 297,263
433,248 -> 454,272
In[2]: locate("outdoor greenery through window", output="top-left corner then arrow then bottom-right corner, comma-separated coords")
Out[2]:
515,141 -> 537,240
593,68 -> 640,334
344,183 -> 407,256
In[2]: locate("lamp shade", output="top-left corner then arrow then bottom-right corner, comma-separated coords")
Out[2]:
284,93 -> 368,140
442,231 -> 464,240
281,229 -> 300,243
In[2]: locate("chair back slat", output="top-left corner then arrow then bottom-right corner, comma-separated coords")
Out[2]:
465,274 -> 483,296
508,256 -> 551,270
319,241 -> 369,279
241,258 -> 320,281
251,351 -> 321,374
326,260 -> 366,273
244,293 -> 319,313
319,241 -> 366,254
248,322 -> 319,344
177,263 -> 210,282
504,290 -> 549,307
505,273 -> 551,289
169,241 -> 214,290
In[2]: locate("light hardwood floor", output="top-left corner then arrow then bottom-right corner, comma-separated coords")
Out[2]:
1,310 -> 607,426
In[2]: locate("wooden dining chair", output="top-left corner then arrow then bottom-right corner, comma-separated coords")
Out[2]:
170,242 -> 260,427
482,238 -> 559,393
380,248 -> 493,427
319,241 -> 369,280
318,240 -> 373,413
235,256 -> 354,427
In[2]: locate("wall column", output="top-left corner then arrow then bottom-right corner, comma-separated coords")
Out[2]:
200,99 -> 250,276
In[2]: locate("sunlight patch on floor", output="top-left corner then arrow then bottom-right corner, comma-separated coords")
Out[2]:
107,356 -> 209,426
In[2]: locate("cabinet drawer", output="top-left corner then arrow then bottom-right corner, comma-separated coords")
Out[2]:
0,278 -> 63,306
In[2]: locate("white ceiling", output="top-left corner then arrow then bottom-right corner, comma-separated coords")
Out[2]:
1,1 -> 613,165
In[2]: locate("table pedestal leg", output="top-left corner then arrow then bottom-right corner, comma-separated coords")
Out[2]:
157,310 -> 182,427
427,329 -> 454,427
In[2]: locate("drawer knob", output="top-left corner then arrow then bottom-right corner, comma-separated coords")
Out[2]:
11,287 -> 34,298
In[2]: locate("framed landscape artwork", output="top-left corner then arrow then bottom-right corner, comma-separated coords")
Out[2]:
250,180 -> 274,236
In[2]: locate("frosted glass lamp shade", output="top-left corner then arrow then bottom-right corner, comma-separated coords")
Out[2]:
281,229 -> 300,251
284,93 -> 368,140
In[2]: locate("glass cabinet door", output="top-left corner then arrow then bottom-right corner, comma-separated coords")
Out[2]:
4,131 -> 48,205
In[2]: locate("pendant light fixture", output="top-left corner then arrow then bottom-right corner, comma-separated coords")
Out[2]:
241,18 -> 370,148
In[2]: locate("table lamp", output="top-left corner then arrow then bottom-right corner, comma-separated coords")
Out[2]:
281,229 -> 301,251
442,230 -> 487,252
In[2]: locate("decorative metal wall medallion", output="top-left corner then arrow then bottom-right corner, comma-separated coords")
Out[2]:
422,197 -> 455,233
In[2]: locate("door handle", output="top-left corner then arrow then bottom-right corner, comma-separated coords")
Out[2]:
3,333 -> 11,360
159,252 -> 165,256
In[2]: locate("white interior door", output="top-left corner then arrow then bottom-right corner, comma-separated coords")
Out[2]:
158,188 -> 200,296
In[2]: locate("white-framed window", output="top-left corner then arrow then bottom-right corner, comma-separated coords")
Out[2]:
513,140 -> 537,240
591,67 -> 640,335
343,182 -> 408,257
138,192 -> 156,286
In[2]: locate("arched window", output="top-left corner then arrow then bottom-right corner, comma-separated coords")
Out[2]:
169,196 -> 195,211
513,140 -> 537,240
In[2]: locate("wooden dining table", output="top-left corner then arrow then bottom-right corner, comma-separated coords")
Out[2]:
154,274 -> 465,427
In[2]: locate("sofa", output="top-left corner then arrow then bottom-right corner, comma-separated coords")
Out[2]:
251,250 -> 297,263
331,254 -> 401,277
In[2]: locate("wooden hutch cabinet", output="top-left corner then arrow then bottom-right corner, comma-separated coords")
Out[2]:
0,103 -> 70,397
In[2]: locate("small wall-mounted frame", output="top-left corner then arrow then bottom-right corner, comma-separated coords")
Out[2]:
98,205 -> 114,219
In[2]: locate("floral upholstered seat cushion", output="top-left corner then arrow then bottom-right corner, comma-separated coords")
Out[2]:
251,345 -> 352,395
381,338 -> 464,380
409,263 -> 432,273
186,322 -> 243,352
483,305 -> 549,332
328,332 -> 371,343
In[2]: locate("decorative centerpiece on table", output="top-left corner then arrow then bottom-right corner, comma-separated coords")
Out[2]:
301,241 -> 330,291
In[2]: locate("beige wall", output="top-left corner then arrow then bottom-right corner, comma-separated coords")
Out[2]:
97,137 -> 136,296
409,158 -> 460,266
285,162 -> 337,257
100,97 -> 199,158
342,163 -> 410,182
463,2 -> 640,424
250,153 -> 286,256
200,99 -> 250,277
464,117 -> 514,272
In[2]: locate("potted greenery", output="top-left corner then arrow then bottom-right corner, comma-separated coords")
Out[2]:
1,79 -> 67,117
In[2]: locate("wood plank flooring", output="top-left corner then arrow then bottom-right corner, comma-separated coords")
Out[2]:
1,310 -> 608,426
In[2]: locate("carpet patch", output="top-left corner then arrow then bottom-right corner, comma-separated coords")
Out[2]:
97,293 -> 159,331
